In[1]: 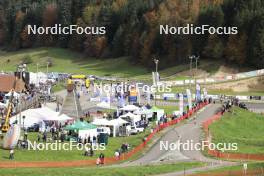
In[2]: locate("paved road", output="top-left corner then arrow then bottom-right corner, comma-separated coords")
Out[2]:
129,104 -> 226,165
122,104 -> 236,176
245,102 -> 264,113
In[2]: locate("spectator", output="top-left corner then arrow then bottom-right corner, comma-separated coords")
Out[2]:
99,153 -> 105,165
9,149 -> 14,160
114,150 -> 120,160
96,157 -> 100,166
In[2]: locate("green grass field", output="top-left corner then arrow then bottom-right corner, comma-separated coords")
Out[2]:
210,107 -> 264,154
0,162 -> 204,176
0,48 -> 149,78
195,162 -> 264,175
0,47 -> 224,81
0,129 -> 151,161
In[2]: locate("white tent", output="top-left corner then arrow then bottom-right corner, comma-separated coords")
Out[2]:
92,118 -> 111,126
109,118 -> 129,137
109,118 -> 129,126
57,113 -> 73,121
10,109 -> 43,128
119,112 -> 141,127
34,107 -> 72,121
134,107 -> 152,115
29,72 -> 38,85
9,107 -> 72,128
119,112 -> 138,118
5,91 -> 20,98
38,72 -> 48,83
120,105 -> 139,111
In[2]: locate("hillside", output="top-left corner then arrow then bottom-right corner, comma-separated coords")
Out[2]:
0,47 -> 260,82
210,107 -> 264,154
0,47 -> 148,78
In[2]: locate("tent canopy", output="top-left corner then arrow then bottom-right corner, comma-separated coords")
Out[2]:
92,118 -> 110,126
10,109 -> 43,128
109,118 -> 129,126
96,101 -> 116,110
134,107 -> 152,115
119,112 -> 138,118
35,107 -> 72,121
65,120 -> 96,130
10,107 -> 72,128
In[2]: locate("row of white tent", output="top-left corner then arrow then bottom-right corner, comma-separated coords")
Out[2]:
10,107 -> 72,129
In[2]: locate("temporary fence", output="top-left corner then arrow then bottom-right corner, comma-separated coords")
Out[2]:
203,112 -> 264,161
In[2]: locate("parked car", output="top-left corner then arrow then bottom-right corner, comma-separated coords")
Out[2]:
27,123 -> 40,132
97,127 -> 110,135
130,126 -> 144,135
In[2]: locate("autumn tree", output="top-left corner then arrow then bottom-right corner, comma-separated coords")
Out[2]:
224,33 -> 247,65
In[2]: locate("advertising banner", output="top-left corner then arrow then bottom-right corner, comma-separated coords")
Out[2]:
129,88 -> 138,103
203,88 -> 208,99
196,84 -> 201,102
186,89 -> 192,109
179,93 -> 184,115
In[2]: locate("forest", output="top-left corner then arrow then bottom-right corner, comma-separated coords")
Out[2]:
0,0 -> 263,69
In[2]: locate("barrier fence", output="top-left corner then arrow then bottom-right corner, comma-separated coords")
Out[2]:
203,112 -> 264,161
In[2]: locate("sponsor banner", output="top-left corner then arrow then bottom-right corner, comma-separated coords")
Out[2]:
175,80 -> 184,85
208,94 -> 219,99
235,96 -> 249,100
179,93 -> 184,115
90,97 -> 100,102
129,96 -> 137,102
163,93 -> 175,99
205,78 -> 215,83
196,84 -> 201,102
186,89 -> 192,108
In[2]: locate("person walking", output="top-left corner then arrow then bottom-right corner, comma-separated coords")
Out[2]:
99,153 -> 105,165
9,149 -> 14,160
114,150 -> 120,160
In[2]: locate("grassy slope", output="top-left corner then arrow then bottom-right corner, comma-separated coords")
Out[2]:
0,47 -> 148,78
0,162 -> 204,176
0,129 -> 150,161
210,107 -> 264,154
193,162 -> 264,176
0,47 -> 224,81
